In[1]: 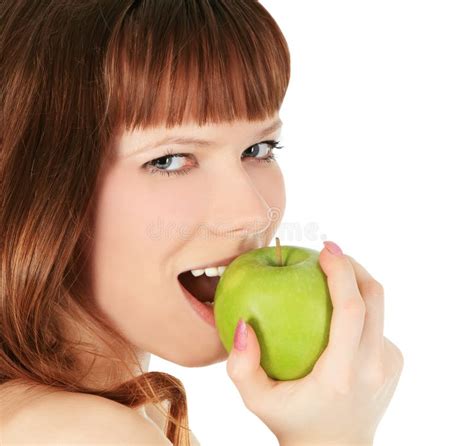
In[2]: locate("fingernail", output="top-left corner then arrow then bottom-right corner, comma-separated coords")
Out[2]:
234,318 -> 248,351
323,241 -> 344,256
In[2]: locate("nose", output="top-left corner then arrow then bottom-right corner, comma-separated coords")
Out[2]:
206,168 -> 276,239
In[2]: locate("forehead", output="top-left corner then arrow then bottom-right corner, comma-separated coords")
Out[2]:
117,114 -> 282,157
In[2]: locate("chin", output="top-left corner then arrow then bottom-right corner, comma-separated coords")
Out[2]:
166,343 -> 229,368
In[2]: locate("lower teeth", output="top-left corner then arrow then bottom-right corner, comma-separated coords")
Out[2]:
203,301 -> 214,306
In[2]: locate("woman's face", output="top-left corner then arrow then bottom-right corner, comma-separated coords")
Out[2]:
89,112 -> 285,367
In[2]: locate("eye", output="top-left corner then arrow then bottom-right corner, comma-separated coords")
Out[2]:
241,140 -> 284,162
142,139 -> 285,177
143,150 -> 195,176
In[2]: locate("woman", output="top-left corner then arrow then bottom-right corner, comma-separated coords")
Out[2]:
0,1 -> 404,445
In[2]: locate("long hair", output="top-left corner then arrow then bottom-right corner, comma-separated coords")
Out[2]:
0,1 -> 290,444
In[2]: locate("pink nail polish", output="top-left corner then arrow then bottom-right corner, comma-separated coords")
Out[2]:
234,318 -> 248,351
323,241 -> 344,256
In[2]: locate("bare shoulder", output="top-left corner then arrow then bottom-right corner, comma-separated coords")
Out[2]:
1,383 -> 170,445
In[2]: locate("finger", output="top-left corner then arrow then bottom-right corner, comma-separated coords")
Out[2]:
226,319 -> 277,414
346,255 -> 385,361
312,242 -> 366,392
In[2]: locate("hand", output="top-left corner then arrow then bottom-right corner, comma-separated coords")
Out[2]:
226,242 -> 404,446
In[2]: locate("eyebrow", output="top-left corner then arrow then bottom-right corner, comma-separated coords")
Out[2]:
127,119 -> 283,156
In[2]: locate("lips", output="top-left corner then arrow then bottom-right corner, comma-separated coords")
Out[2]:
177,274 -> 217,327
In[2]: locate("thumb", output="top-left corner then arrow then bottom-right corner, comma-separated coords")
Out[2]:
226,318 -> 276,411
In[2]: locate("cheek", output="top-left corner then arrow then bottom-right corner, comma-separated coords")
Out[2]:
95,169 -> 205,249
90,168 -> 208,293
144,175 -> 211,243
93,170 -> 157,254
90,169 -> 188,313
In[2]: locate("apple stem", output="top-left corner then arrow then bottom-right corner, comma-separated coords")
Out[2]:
275,237 -> 283,266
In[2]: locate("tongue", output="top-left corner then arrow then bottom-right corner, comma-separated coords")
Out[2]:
180,271 -> 220,302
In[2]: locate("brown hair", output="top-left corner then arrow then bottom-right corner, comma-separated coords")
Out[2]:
0,1 -> 290,444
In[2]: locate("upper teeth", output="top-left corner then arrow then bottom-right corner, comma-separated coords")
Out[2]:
191,266 -> 227,277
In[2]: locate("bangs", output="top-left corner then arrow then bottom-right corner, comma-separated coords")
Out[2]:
104,0 -> 290,131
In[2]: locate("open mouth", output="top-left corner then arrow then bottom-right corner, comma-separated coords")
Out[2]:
177,270 -> 220,305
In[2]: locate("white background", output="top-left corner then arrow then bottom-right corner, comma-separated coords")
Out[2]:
151,1 -> 474,445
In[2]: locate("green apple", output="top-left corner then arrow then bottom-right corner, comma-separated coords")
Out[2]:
214,241 -> 333,381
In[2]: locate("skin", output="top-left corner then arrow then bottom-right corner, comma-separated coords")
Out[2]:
3,114 -> 403,444
77,111 -> 286,388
